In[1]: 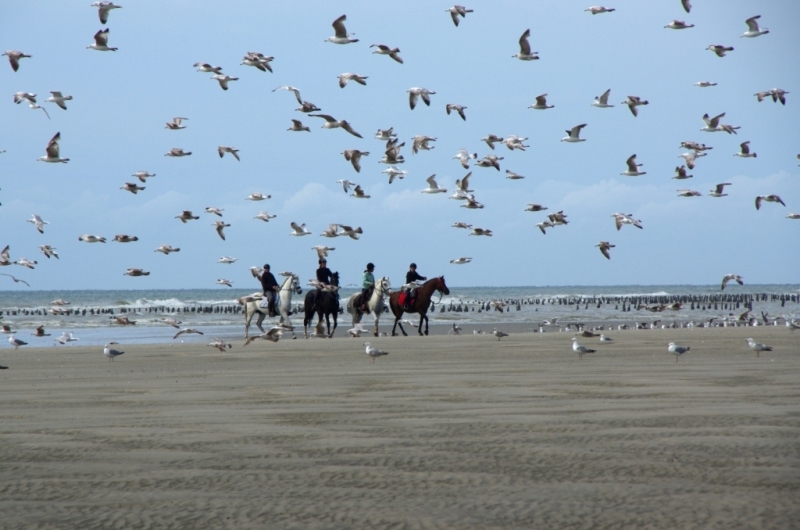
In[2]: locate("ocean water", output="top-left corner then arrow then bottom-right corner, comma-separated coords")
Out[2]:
1,285 -> 798,347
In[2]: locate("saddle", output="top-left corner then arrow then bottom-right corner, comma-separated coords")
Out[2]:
357,285 -> 375,313
399,290 -> 415,309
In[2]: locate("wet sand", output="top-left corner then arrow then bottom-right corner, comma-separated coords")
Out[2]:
2,327 -> 799,529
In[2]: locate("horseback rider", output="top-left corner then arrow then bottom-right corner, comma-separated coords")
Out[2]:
316,258 -> 333,287
313,258 -> 336,310
359,262 -> 375,313
260,263 -> 279,317
404,263 -> 427,310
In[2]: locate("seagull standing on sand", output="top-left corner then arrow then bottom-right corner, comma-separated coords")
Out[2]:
8,335 -> 27,350
668,342 -> 689,362
103,342 -> 124,361
746,338 -> 772,358
493,328 -> 509,341
572,338 -> 595,360
364,342 -> 388,363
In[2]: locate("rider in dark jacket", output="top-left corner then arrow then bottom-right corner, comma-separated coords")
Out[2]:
260,264 -> 279,317
404,263 -> 427,310
316,259 -> 333,285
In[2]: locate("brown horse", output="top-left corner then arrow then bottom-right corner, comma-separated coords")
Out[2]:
389,276 -> 450,336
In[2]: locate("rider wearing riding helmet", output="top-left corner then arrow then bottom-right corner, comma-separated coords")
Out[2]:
316,258 -> 333,286
404,263 -> 427,310
260,263 -> 279,317
360,262 -> 375,312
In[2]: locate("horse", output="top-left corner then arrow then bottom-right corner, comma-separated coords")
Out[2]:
346,277 -> 392,337
241,273 -> 302,338
389,276 -> 450,336
303,271 -> 340,338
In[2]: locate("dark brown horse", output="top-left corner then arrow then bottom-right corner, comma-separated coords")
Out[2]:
389,276 -> 449,336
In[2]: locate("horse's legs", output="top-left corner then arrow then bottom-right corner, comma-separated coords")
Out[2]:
256,311 -> 266,334
244,307 -> 253,338
331,311 -> 338,338
423,313 -> 429,336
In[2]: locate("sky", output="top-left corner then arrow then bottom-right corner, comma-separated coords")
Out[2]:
1,0 -> 798,291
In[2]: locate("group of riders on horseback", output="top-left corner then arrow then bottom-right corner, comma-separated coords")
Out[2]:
252,258 -> 449,338
263,259 -> 426,315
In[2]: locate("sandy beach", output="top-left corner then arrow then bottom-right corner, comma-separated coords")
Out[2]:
2,327 -> 799,529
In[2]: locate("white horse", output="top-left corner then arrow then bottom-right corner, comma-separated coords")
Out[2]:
347,277 -> 392,337
242,273 -> 303,338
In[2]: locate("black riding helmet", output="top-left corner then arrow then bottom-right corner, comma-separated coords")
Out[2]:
319,258 -> 327,264
409,263 -> 417,268
366,262 -> 375,271
263,264 -> 270,269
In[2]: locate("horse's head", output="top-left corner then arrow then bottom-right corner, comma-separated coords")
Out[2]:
292,275 -> 303,295
378,277 -> 392,294
437,276 -> 450,295
331,271 -> 340,287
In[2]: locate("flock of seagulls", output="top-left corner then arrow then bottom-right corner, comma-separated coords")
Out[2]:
0,2 -> 795,369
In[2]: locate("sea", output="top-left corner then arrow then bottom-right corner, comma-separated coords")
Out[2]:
2,285 -> 798,347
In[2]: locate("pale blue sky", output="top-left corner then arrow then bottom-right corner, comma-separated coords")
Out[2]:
1,0 -> 798,290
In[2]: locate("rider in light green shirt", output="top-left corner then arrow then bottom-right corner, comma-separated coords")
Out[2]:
359,262 -> 375,312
